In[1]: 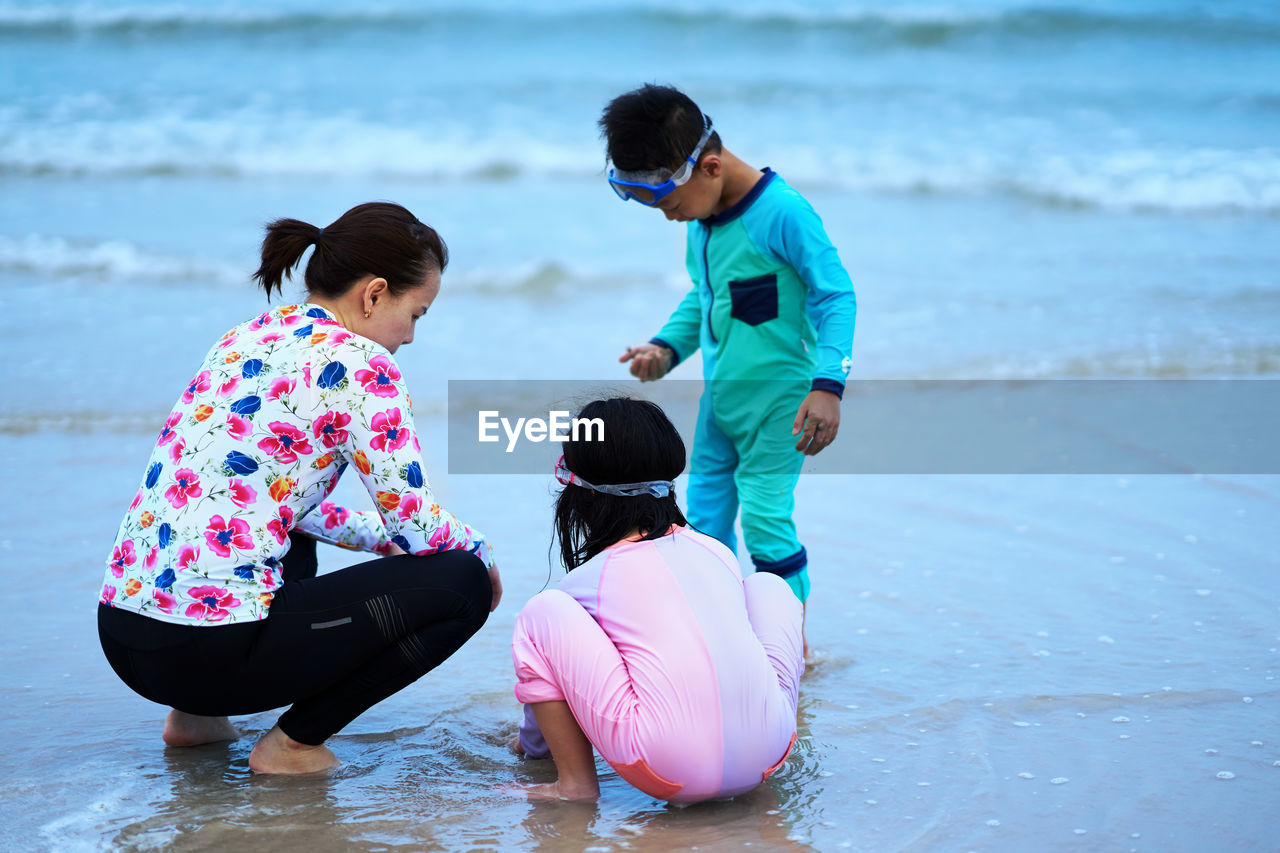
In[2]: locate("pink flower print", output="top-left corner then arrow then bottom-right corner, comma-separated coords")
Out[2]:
320,500 -> 349,530
110,540 -> 137,578
218,376 -> 241,398
164,468 -> 203,509
312,411 -> 352,449
267,505 -> 294,545
267,376 -> 295,401
257,421 -> 313,464
249,312 -> 271,331
177,543 -> 201,570
369,408 -> 410,453
354,355 -> 402,398
281,314 -> 301,327
184,585 -> 242,622
303,363 -> 312,388
259,332 -> 283,344
398,493 -> 422,522
204,515 -> 253,558
157,412 -> 181,446
168,436 -> 186,465
101,585 -> 117,604
182,370 -> 212,404
152,588 -> 178,614
226,414 -> 251,441
143,545 -> 159,571
217,331 -> 238,349
427,521 -> 454,549
227,478 -> 258,508
327,330 -> 353,346
128,490 -> 142,512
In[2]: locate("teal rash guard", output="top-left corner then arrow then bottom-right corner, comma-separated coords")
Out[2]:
652,169 -> 856,395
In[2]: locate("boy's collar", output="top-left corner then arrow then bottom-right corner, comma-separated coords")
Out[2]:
700,168 -> 776,226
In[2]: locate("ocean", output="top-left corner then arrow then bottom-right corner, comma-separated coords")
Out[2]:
1,0 -> 1278,850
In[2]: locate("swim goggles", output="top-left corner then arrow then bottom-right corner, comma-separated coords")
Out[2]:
607,117 -> 714,206
555,454 -> 673,498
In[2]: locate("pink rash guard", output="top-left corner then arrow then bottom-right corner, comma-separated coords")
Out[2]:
511,525 -> 804,803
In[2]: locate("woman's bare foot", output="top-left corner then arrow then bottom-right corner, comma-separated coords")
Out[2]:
163,710 -> 240,746
505,779 -> 599,801
248,725 -> 340,774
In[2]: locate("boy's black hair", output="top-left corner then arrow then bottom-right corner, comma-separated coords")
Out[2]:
598,83 -> 722,173
554,397 -> 689,571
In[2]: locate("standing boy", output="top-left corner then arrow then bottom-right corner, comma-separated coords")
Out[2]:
601,84 -> 856,639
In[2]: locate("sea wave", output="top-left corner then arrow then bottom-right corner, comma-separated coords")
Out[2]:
810,144 -> 1280,215
0,234 -> 247,283
939,343 -> 1280,380
1,2 -> 1277,46
0,113 -> 593,182
4,117 -> 1276,215
0,235 -> 654,295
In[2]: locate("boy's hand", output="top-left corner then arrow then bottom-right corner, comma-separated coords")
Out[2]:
619,343 -> 673,382
792,390 -> 841,455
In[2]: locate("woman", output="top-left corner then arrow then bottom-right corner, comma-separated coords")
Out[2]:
99,201 -> 501,774
510,398 -> 803,802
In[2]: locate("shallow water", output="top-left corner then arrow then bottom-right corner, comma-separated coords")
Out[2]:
3,0 -> 1279,849
3,421 -> 1277,850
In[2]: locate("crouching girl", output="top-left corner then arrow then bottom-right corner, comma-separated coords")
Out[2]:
510,397 -> 803,802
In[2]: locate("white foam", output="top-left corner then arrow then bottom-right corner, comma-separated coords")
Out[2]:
3,108 -> 1278,216
0,234 -> 244,284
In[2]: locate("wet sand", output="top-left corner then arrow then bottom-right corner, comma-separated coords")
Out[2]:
2,421 -> 1277,851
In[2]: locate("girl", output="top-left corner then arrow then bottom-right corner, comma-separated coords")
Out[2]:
510,398 -> 803,802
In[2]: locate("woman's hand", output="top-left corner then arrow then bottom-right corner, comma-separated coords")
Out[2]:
488,562 -> 503,611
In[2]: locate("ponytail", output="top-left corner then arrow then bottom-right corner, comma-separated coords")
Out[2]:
252,218 -> 323,299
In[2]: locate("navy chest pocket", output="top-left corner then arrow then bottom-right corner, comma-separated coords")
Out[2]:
728,273 -> 779,326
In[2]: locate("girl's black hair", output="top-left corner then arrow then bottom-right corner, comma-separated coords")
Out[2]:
598,83 -> 722,173
252,201 -> 448,300
554,397 -> 688,571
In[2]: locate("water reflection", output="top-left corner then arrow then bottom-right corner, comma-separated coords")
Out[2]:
106,736 -> 360,851
506,696 -> 822,851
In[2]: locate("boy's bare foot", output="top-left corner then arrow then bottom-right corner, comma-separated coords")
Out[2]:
508,735 -> 525,755
504,780 -> 599,801
248,725 -> 340,774
163,710 -> 240,746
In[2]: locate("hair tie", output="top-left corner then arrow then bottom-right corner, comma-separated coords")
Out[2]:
314,227 -> 325,243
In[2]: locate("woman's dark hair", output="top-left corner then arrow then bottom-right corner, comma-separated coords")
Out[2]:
555,397 -> 688,571
598,83 -> 722,173
252,201 -> 448,299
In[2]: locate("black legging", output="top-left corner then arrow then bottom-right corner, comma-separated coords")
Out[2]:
98,534 -> 491,745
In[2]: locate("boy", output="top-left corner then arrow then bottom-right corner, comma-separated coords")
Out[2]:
601,84 -> 856,636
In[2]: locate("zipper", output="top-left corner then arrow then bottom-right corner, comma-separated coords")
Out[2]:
702,225 -> 717,344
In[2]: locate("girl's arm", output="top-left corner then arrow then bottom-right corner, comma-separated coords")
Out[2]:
512,701 -> 599,801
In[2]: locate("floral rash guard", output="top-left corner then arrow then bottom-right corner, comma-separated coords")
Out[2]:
100,303 -> 493,626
